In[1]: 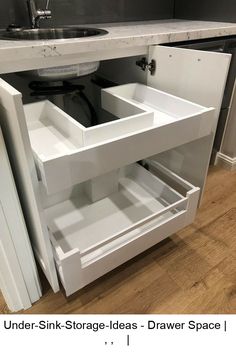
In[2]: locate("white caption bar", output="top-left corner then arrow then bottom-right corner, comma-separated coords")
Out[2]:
0,314 -> 235,353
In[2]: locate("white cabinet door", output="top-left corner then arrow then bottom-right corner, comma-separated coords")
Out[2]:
0,79 -> 59,293
148,45 -> 231,130
0,128 -> 41,311
147,46 -> 231,194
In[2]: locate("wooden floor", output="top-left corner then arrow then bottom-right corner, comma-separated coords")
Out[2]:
1,166 -> 236,314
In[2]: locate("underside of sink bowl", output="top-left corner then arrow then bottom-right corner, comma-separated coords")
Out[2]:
0,27 -> 108,40
18,61 -> 100,81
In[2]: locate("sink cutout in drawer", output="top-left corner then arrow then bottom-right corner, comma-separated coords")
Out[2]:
24,99 -> 154,154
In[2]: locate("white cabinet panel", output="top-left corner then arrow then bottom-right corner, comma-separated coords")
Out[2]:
147,46 -> 231,197
0,79 -> 59,292
0,128 -> 41,311
148,46 -> 231,127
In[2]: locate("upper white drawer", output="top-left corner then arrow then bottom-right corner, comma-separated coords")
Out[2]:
24,83 -> 214,195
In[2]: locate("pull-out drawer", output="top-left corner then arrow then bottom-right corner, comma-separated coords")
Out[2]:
24,83 -> 214,195
46,162 -> 200,296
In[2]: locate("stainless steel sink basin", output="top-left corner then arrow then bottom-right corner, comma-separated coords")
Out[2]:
0,27 -> 108,40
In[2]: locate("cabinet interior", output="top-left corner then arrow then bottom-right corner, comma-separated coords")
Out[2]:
1,44 -> 229,296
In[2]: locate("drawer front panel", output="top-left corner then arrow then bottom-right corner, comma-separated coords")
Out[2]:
55,210 -> 188,296
40,109 -> 212,194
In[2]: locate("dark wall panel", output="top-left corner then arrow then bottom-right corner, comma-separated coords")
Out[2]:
121,1 -> 175,22
175,0 -> 236,23
0,0 -> 174,29
0,0 -> 15,29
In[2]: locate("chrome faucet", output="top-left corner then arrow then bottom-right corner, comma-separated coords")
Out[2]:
27,0 -> 52,29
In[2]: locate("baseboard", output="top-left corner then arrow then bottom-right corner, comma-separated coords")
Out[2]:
216,152 -> 236,171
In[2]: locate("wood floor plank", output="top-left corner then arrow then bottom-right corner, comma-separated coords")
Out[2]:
0,291 -> 10,314
182,267 -> 236,314
0,166 -> 236,314
154,229 -> 228,290
193,167 -> 236,228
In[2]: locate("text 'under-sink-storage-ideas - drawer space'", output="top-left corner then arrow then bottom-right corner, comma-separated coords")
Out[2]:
24,83 -> 214,195
46,161 -> 200,296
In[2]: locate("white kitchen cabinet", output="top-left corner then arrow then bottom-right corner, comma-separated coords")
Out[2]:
0,45 -> 231,296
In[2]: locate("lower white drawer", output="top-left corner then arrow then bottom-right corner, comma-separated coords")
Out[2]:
45,161 -> 200,296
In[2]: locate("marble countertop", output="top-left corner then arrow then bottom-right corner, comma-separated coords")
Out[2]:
0,19 -> 236,74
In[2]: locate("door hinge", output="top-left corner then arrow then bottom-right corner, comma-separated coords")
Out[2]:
136,57 -> 156,75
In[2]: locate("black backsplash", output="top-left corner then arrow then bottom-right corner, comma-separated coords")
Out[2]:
0,0 -> 15,29
1,0 -> 235,31
175,0 -> 236,23
0,0 -> 174,29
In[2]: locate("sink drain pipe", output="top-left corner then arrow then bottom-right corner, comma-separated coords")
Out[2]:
29,80 -> 98,126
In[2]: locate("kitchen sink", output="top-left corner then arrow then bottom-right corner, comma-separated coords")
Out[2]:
0,27 -> 108,40
0,27 -> 108,80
